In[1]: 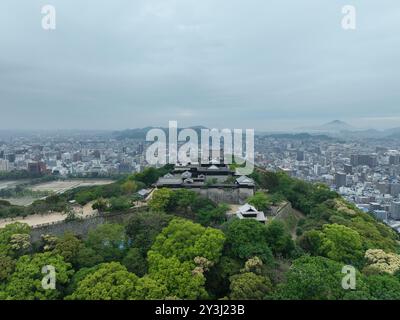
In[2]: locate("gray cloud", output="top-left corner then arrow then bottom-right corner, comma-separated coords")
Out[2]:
0,0 -> 399,131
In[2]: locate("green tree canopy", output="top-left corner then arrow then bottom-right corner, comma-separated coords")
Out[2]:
274,256 -> 368,300
67,262 -> 138,300
171,189 -> 197,214
149,218 -> 225,264
125,211 -> 172,255
300,224 -> 363,266
224,219 -> 274,265
365,274 -> 400,300
121,180 -> 137,195
0,222 -> 31,257
0,255 -> 15,283
196,203 -> 229,227
229,272 -> 272,300
148,188 -> 174,212
53,233 -> 85,267
85,223 -> 128,262
265,220 -> 295,258
147,252 -> 208,299
2,252 -> 73,300
129,276 -> 168,300
122,247 -> 147,277
247,192 -> 271,212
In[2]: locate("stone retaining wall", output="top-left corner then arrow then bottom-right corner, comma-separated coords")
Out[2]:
30,208 -> 147,242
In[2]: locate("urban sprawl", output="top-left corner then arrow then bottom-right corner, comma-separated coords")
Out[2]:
1,128 -> 400,232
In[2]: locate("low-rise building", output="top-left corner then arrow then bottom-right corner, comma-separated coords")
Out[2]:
235,203 -> 267,224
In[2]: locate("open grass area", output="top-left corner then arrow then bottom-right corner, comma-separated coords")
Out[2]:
30,179 -> 115,194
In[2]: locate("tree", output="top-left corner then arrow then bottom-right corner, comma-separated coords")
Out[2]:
133,167 -> 162,186
122,247 -> 147,277
229,272 -> 272,300
125,211 -> 172,255
145,219 -> 225,299
363,249 -> 400,275
365,274 -> 400,300
75,190 -> 96,205
2,252 -> 73,300
224,219 -> 274,265
67,262 -> 138,300
147,252 -> 208,299
0,255 -> 15,282
206,256 -> 242,299
86,224 -> 128,262
321,224 -> 363,265
273,256 -> 368,300
300,224 -> 363,266
148,188 -> 174,212
241,256 -> 264,275
9,233 -> 31,256
149,218 -> 226,265
196,203 -> 229,226
75,246 -> 103,269
0,222 -> 31,257
247,192 -> 271,212
346,215 -> 399,252
171,189 -> 197,214
109,197 -> 131,211
65,265 -> 102,296
121,180 -> 137,195
41,234 -> 59,252
92,198 -> 109,211
130,276 -> 168,300
298,229 -> 324,256
191,197 -> 216,213
53,233 -> 84,267
265,220 -> 295,257
260,171 -> 280,192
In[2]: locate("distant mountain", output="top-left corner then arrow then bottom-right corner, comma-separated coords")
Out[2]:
297,120 -> 354,134
383,127 -> 400,139
321,120 -> 354,131
113,125 -> 208,140
112,122 -> 400,141
257,132 -> 334,141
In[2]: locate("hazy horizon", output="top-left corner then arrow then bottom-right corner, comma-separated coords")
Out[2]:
1,0 -> 400,131
0,119 -> 400,134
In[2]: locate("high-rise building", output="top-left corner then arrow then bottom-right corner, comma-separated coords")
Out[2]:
296,151 -> 305,161
373,210 -> 388,221
313,164 -> 321,176
389,155 -> 400,165
335,172 -> 347,188
28,161 -> 47,174
351,154 -> 377,167
0,159 -> 10,172
390,183 -> 400,198
73,153 -> 82,162
390,201 -> 400,220
344,164 -> 353,174
138,143 -> 144,155
376,182 -> 390,195
5,153 -> 16,163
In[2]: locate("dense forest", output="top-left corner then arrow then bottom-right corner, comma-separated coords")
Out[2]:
1,167 -> 400,300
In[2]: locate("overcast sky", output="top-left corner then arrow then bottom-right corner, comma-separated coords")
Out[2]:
0,0 -> 400,131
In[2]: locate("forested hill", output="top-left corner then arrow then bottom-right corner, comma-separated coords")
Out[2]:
1,167 -> 400,300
